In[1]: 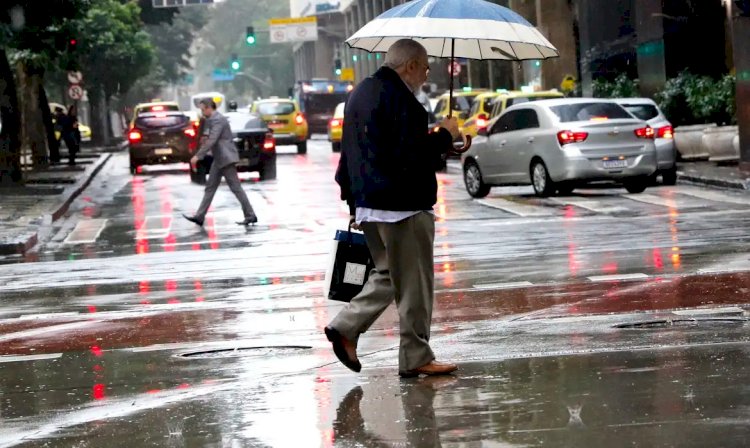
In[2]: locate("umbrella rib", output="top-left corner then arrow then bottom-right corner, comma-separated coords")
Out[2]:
372,36 -> 387,53
477,40 -> 484,60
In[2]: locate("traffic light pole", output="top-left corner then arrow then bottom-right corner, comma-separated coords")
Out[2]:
734,14 -> 750,172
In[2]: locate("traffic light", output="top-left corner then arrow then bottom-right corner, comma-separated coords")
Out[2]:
230,54 -> 240,71
246,26 -> 256,46
334,58 -> 342,76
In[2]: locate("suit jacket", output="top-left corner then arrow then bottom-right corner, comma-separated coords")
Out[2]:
195,112 -> 239,169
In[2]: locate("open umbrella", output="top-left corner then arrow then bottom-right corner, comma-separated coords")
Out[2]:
346,0 -> 559,150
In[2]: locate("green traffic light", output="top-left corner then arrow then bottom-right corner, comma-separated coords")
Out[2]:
231,61 -> 241,71
246,35 -> 256,45
335,68 -> 342,76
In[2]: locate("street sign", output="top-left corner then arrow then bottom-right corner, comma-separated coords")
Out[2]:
449,61 -> 462,77
67,71 -> 83,84
269,17 -> 318,43
340,68 -> 355,82
212,69 -> 235,82
68,84 -> 84,100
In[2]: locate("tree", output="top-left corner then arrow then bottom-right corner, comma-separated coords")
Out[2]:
0,0 -> 91,178
75,0 -> 155,145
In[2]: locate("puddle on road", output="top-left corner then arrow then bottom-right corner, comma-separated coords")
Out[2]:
178,345 -> 312,359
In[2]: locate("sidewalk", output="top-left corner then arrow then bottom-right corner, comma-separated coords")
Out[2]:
677,161 -> 750,190
0,149 -> 113,255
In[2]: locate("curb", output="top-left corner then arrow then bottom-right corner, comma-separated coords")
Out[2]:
0,153 -> 113,256
677,173 -> 749,191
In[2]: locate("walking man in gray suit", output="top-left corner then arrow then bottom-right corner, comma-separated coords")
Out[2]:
325,39 -> 462,378
183,98 -> 258,227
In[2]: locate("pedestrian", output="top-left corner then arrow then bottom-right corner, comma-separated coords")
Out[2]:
57,104 -> 81,165
325,39 -> 463,378
51,106 -> 66,164
183,98 -> 258,227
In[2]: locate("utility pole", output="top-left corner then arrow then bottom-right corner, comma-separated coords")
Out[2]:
735,5 -> 750,172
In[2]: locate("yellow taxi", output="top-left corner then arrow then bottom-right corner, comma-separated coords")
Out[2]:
327,102 -> 345,152
251,98 -> 309,154
432,89 -> 489,131
461,92 -> 501,138
488,90 -> 565,120
130,101 -> 181,128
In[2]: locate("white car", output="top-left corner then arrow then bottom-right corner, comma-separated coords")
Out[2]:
613,98 -> 677,185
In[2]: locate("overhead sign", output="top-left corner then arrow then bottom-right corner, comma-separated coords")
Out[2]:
152,0 -> 218,7
67,71 -> 83,84
68,84 -> 84,100
269,17 -> 318,43
212,69 -> 235,82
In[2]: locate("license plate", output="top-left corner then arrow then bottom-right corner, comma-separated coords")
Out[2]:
269,123 -> 285,129
237,158 -> 250,167
154,148 -> 172,155
603,159 -> 628,169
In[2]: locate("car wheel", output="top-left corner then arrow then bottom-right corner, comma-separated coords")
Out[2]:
661,166 -> 678,186
297,141 -> 308,154
463,161 -> 491,198
332,142 -> 341,153
258,162 -> 277,181
531,160 -> 556,197
624,176 -> 649,194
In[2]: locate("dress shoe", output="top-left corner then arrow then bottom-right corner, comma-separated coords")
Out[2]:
236,216 -> 258,226
325,326 -> 361,372
399,360 -> 458,378
183,214 -> 204,227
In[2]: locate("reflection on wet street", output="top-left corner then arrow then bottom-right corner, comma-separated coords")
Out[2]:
2,141 -> 750,446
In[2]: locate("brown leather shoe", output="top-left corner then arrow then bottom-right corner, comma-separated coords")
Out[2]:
325,326 -> 361,372
399,360 -> 458,378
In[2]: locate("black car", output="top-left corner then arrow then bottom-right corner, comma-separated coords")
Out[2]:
128,111 -> 197,174
189,111 -> 276,184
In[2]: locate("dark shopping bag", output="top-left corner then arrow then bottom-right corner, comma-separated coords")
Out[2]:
324,227 -> 375,303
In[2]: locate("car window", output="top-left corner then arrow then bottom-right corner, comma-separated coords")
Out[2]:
226,112 -> 264,131
550,102 -> 632,122
435,99 -> 445,115
334,103 -> 345,117
482,97 -> 494,113
622,104 -> 660,121
451,96 -> 472,112
469,100 -> 480,117
257,102 -> 295,115
137,104 -> 179,116
490,98 -> 506,117
490,111 -> 517,134
514,109 -> 540,130
135,114 -> 188,129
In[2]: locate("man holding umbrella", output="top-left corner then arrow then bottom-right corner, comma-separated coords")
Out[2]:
325,39 -> 462,377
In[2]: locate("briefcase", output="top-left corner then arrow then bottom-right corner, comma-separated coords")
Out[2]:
324,227 -> 375,303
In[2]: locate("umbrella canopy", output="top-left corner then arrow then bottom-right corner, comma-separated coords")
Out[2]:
345,0 -> 558,61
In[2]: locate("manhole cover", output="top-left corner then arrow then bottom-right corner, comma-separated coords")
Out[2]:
615,318 -> 748,329
178,345 -> 312,359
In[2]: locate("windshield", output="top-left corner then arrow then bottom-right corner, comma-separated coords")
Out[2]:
550,102 -> 633,122
135,114 -> 187,129
302,93 -> 347,114
622,104 -> 660,121
257,102 -> 295,115
226,112 -> 264,131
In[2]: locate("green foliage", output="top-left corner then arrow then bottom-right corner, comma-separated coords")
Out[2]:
76,0 -> 155,97
592,74 -> 639,99
656,71 -> 736,126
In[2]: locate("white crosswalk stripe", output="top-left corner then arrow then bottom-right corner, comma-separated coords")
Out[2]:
477,197 -> 554,217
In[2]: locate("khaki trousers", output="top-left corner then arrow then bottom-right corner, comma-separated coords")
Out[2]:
330,211 -> 436,371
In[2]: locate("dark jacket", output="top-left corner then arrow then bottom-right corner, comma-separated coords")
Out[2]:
335,66 -> 453,214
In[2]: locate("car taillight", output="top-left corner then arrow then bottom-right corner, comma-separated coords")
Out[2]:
128,129 -> 143,143
295,113 -> 305,125
151,106 -> 165,112
634,126 -> 655,139
476,114 -> 488,129
657,125 -> 673,139
184,128 -> 197,138
557,130 -> 588,146
330,118 -> 342,127
263,132 -> 275,151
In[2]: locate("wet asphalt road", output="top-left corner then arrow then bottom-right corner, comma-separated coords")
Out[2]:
1,138 -> 750,447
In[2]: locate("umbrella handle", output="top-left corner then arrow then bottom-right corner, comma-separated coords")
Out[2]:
451,134 -> 472,155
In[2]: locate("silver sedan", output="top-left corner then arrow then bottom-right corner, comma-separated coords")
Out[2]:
461,98 -> 658,198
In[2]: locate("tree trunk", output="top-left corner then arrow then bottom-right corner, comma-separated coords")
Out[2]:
39,84 -> 59,163
16,60 -> 49,168
89,85 -> 110,146
0,49 -> 23,186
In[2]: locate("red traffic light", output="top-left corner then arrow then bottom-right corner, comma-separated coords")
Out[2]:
69,39 -> 77,46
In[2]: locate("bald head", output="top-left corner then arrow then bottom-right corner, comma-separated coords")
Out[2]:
384,39 -> 428,70
383,39 -> 430,92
